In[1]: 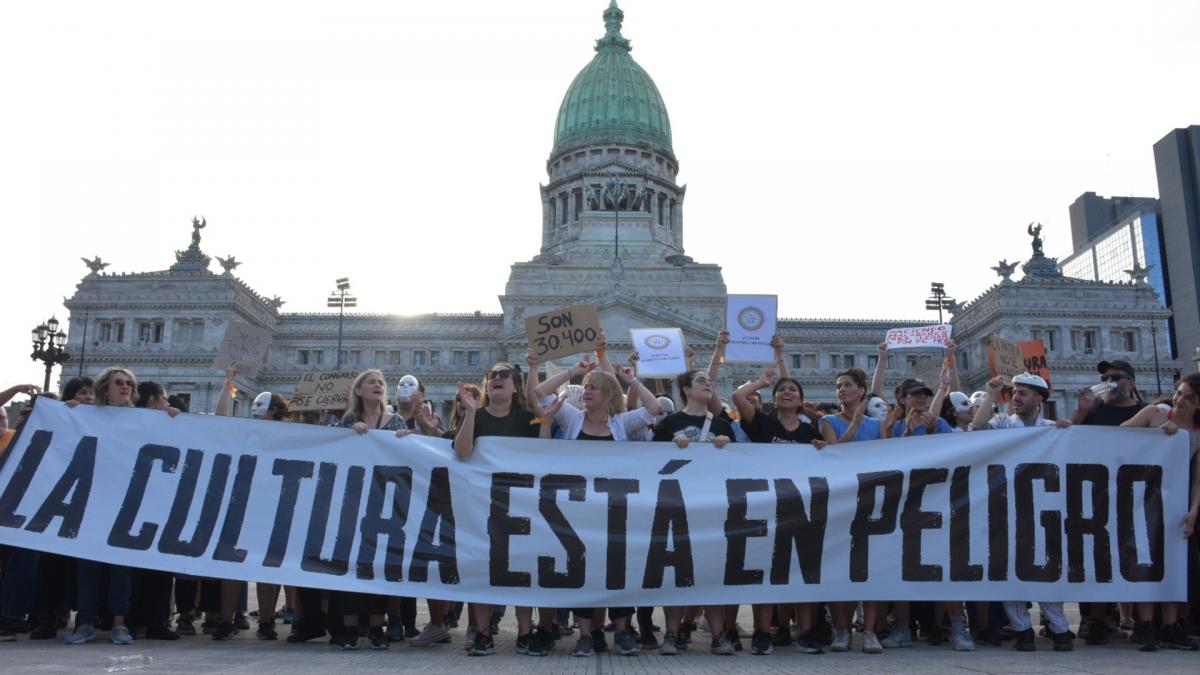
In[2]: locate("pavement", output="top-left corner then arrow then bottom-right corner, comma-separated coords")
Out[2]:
3,591 -> 1199,674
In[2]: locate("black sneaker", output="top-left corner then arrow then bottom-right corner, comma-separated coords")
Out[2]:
974,625 -> 1003,646
0,627 -> 15,643
677,623 -> 692,645
339,633 -> 358,650
710,633 -> 735,655
794,629 -> 824,654
773,626 -> 793,647
286,617 -> 327,643
640,626 -> 659,649
1083,619 -> 1108,645
725,628 -> 743,651
926,624 -> 946,646
614,628 -> 640,655
1161,622 -> 1199,651
29,622 -> 57,640
201,617 -> 220,634
256,621 -> 277,641
750,630 -> 773,655
516,632 -> 532,654
1051,630 -> 1073,652
175,614 -> 197,636
212,621 -> 237,641
367,626 -> 388,650
527,628 -> 553,656
146,625 -> 180,640
1134,621 -> 1158,652
468,632 -> 495,656
1012,628 -> 1036,652
234,613 -> 250,630
591,629 -> 608,652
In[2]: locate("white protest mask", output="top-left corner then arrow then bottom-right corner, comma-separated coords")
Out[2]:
396,375 -> 420,402
561,384 -> 584,409
866,396 -> 890,420
655,395 -> 675,425
251,391 -> 274,418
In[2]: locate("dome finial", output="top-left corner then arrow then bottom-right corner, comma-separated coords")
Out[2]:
596,0 -> 631,52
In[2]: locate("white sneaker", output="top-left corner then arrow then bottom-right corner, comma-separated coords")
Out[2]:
862,631 -> 882,653
831,630 -> 851,652
411,622 -> 450,647
952,625 -> 976,652
881,624 -> 913,648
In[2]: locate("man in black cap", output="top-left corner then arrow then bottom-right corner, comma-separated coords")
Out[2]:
1069,359 -> 1146,647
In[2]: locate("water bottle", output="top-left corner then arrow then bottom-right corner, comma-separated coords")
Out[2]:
104,654 -> 153,672
1088,381 -> 1116,398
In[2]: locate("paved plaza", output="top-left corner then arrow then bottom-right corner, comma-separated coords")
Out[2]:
3,595 -> 1198,674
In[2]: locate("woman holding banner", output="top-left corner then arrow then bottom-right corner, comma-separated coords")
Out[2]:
818,366 -> 883,653
453,362 -> 562,657
331,369 -> 408,650
528,352 -> 662,657
64,367 -> 143,646
1120,371 -> 1200,651
732,367 -> 825,656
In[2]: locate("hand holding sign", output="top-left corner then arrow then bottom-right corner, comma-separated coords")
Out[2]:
986,335 -> 1025,378
629,328 -> 687,378
525,305 -> 602,362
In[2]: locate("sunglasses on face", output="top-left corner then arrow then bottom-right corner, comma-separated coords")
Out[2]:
1100,374 -> 1127,382
487,369 -> 514,381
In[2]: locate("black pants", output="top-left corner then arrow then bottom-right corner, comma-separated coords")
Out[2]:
174,577 -> 199,615
33,553 -> 74,627
129,568 -> 173,629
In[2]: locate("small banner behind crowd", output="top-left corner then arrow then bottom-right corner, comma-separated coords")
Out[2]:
0,401 -> 1188,605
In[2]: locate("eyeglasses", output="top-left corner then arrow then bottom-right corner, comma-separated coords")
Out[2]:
487,369 -> 514,381
1099,374 -> 1127,382
691,376 -> 712,385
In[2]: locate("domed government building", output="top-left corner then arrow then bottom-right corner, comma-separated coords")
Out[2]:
60,1 -> 1183,418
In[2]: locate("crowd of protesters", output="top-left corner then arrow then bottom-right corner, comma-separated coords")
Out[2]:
1,328 -> 1198,658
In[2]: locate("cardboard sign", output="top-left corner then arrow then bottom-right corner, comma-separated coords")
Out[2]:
986,335 -> 1025,379
289,370 -> 360,412
909,357 -> 943,392
526,305 -> 602,362
1019,340 -> 1052,390
725,294 -> 777,363
212,322 -> 273,377
630,328 -> 688,378
886,324 -> 952,349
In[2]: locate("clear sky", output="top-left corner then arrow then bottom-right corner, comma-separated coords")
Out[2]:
2,0 -> 1198,388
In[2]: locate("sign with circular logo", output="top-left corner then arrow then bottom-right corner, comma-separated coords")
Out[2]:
737,307 -> 765,332
643,334 -> 672,350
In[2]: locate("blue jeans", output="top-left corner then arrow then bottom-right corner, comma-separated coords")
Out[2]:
76,560 -> 132,624
0,547 -> 40,619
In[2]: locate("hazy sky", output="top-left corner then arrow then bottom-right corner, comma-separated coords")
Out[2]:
2,0 -> 1198,388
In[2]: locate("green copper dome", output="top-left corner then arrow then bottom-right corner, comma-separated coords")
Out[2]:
552,1 -> 674,159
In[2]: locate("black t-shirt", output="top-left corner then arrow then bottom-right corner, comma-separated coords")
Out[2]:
743,412 -> 820,444
652,412 -> 736,443
472,407 -> 541,439
1082,401 -> 1143,427
577,431 -> 614,441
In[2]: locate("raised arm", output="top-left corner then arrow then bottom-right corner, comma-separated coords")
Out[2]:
871,342 -> 888,396
452,383 -> 479,460
615,365 -> 661,416
771,333 -> 790,379
707,329 -> 729,382
929,362 -> 952,425
944,339 -> 961,392
732,368 -> 773,426
0,384 -> 39,408
594,330 -> 613,374
533,357 -> 595,400
214,364 -> 236,417
971,376 -> 1004,430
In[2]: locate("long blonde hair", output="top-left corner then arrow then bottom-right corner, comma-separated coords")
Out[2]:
95,367 -> 138,407
583,370 -> 625,418
345,369 -> 387,423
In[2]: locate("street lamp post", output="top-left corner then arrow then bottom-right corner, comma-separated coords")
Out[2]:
606,172 -> 627,282
327,278 -> 357,369
31,316 -> 71,392
925,282 -> 955,325
1150,322 -> 1162,396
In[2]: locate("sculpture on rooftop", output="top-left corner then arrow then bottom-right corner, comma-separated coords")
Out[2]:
1027,222 -> 1044,257
81,256 -> 110,275
991,259 -> 1019,281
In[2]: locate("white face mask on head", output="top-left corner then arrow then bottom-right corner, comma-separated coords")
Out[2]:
251,392 -> 273,418
397,375 -> 419,402
654,396 -> 675,425
866,397 -> 889,420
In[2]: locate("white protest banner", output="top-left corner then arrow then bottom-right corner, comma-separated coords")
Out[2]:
725,294 -> 777,363
290,370 -> 361,412
630,328 -> 688,378
526,305 -> 602,362
886,324 -> 952,349
212,322 -> 273,377
0,400 -> 1187,605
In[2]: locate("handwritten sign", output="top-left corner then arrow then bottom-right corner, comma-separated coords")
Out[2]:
886,324 -> 952,349
986,335 -> 1026,379
725,294 -> 777,363
526,305 -> 602,362
909,357 -> 942,392
1019,340 -> 1052,390
289,370 -> 360,412
212,322 -> 273,377
630,328 -> 688,377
